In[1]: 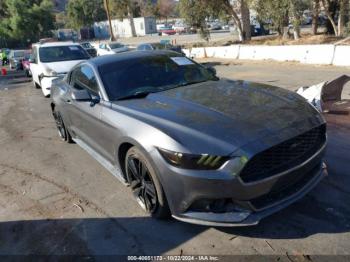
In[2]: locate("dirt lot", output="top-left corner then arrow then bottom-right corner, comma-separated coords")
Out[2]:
0,61 -> 350,259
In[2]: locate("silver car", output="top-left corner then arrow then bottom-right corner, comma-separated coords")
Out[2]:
51,51 -> 327,226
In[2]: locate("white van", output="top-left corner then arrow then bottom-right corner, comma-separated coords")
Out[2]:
30,42 -> 90,97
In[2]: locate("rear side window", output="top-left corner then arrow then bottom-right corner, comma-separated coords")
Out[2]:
70,65 -> 99,94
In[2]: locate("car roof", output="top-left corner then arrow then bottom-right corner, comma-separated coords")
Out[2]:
138,43 -> 164,46
33,41 -> 80,48
88,50 -> 182,67
12,49 -> 27,52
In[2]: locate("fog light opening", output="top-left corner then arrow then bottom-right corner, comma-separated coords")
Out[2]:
189,199 -> 249,214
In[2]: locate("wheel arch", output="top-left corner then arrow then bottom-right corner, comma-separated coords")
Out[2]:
118,142 -> 134,180
116,137 -> 160,182
50,102 -> 55,112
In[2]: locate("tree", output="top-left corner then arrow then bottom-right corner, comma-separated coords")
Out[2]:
157,0 -> 176,21
337,0 -> 349,36
137,0 -> 158,17
252,0 -> 290,37
66,0 -> 106,30
290,0 -> 309,39
312,0 -> 320,35
104,0 -> 116,40
252,0 -> 309,40
109,0 -> 140,37
179,0 -> 251,42
2,0 -> 55,44
321,0 -> 340,35
0,0 -> 7,19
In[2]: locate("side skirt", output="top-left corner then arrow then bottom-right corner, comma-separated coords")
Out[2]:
73,138 -> 128,186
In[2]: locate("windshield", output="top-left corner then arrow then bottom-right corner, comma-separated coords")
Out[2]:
98,55 -> 217,101
109,43 -> 125,49
23,53 -> 31,60
81,43 -> 92,48
39,45 -> 90,63
152,43 -> 171,50
14,51 -> 25,57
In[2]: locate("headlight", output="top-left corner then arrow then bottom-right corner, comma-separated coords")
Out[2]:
158,148 -> 230,170
43,67 -> 58,77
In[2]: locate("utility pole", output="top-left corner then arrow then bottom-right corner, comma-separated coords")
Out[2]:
104,0 -> 116,41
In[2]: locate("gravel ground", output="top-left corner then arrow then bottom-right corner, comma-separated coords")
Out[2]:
0,61 -> 349,259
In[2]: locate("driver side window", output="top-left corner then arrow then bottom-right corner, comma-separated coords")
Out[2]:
144,45 -> 152,51
70,65 -> 99,95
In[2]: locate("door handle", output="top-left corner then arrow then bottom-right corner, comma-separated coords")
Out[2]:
65,99 -> 72,104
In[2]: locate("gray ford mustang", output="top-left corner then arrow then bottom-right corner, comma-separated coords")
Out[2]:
51,51 -> 327,226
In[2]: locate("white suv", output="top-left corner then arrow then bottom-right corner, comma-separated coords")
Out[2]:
30,42 -> 90,97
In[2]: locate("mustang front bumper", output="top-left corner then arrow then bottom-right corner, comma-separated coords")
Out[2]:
150,143 -> 327,227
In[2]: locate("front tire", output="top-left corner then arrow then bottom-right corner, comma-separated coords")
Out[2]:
33,80 -> 40,89
52,110 -> 73,143
125,146 -> 170,219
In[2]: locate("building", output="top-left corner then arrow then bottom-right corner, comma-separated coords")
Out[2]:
94,17 -> 157,39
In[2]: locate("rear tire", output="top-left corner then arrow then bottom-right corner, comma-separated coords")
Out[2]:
125,146 -> 170,219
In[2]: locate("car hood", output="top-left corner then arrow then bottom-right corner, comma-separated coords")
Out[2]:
45,60 -> 86,74
112,79 -> 325,155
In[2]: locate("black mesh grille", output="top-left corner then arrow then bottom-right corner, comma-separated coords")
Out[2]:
240,124 -> 326,183
250,163 -> 321,210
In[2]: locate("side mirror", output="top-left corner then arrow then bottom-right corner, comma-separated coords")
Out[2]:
72,89 -> 92,101
72,89 -> 100,106
29,55 -> 35,63
207,66 -> 217,76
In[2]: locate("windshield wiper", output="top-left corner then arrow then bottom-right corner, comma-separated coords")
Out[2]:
175,80 -> 209,88
117,91 -> 153,101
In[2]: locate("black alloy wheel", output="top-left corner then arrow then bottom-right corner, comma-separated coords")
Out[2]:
125,147 -> 170,218
127,155 -> 158,213
54,112 -> 67,141
52,110 -> 73,143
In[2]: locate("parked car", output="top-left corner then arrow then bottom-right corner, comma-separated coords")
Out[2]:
137,42 -> 185,56
158,26 -> 177,36
81,42 -> 97,57
173,22 -> 197,34
8,49 -> 27,69
173,23 -> 187,34
208,22 -> 222,30
21,52 -> 32,77
97,42 -> 129,56
51,51 -> 327,226
30,41 -> 90,97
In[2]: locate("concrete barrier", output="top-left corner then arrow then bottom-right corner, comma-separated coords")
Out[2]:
181,44 -> 350,67
333,45 -> 350,66
205,45 -> 240,59
182,49 -> 191,58
189,48 -> 206,59
239,45 -> 308,62
238,45 -> 258,60
302,45 -> 335,65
